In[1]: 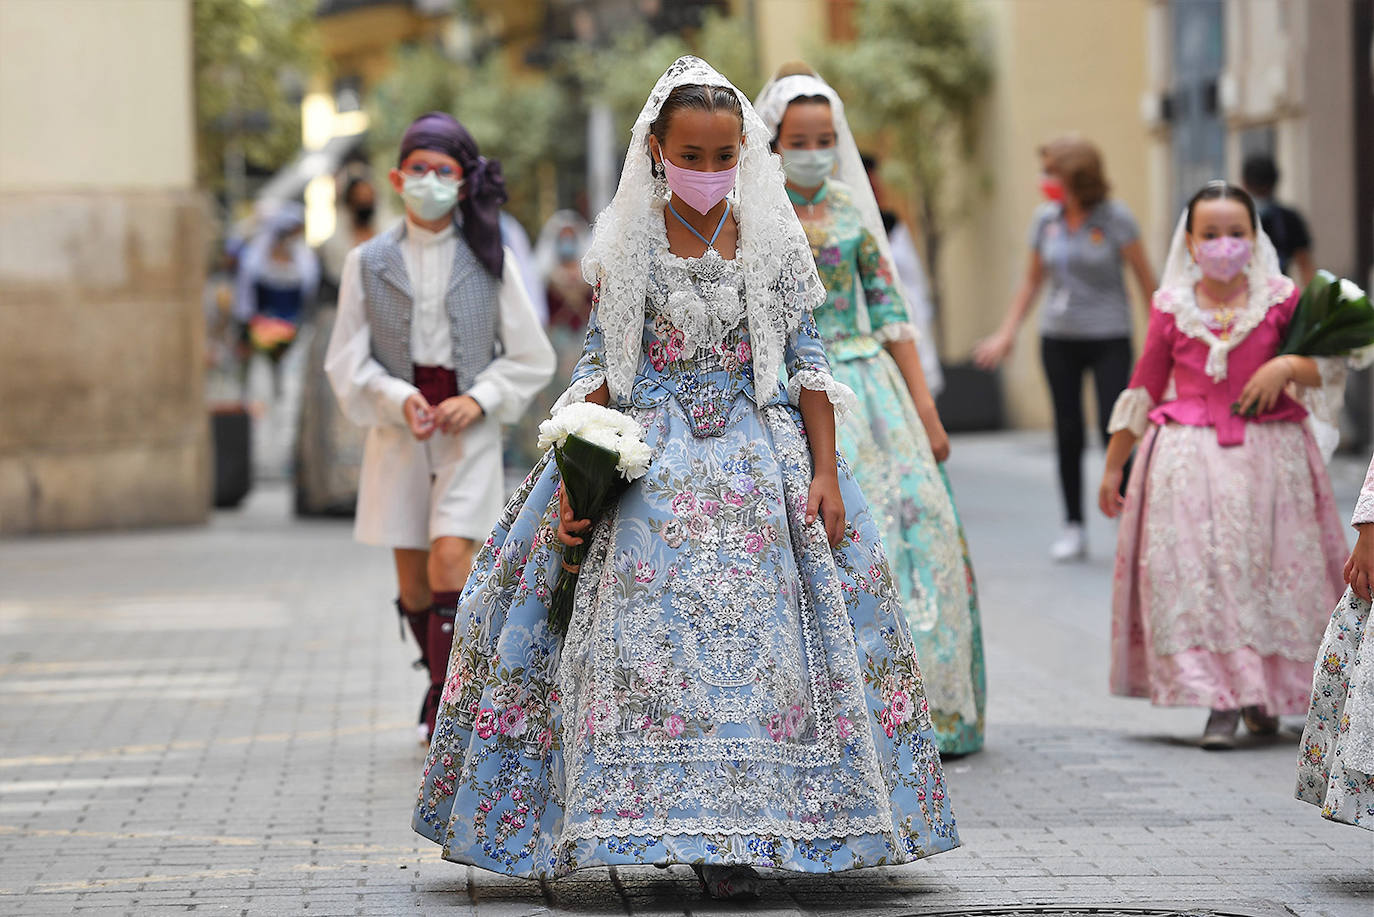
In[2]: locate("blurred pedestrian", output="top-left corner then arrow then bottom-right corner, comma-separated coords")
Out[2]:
861,152 -> 943,395
500,211 -> 547,326
324,112 -> 555,742
974,136 -> 1155,562
535,210 -> 594,331
233,202 -> 320,393
757,63 -> 985,755
411,56 -> 958,896
318,174 -> 380,305
1099,181 -> 1346,750
1242,154 -> 1316,286
1297,448 -> 1374,829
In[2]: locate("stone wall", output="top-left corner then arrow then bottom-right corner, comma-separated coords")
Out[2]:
0,191 -> 211,534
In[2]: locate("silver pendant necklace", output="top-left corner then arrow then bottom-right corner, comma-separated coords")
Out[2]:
669,200 -> 731,284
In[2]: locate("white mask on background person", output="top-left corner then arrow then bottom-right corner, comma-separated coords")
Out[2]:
402,172 -> 462,221
780,147 -> 836,188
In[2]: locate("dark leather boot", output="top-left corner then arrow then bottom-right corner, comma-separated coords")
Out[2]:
421,591 -> 462,740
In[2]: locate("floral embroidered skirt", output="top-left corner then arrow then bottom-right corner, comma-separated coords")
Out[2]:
832,350 -> 985,755
412,394 -> 960,878
1111,421 -> 1346,713
1296,588 -> 1374,830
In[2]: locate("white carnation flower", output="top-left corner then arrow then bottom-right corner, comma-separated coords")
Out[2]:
1338,278 -> 1367,303
536,401 -> 651,481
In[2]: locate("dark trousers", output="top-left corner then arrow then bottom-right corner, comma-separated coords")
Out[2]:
1040,335 -> 1133,524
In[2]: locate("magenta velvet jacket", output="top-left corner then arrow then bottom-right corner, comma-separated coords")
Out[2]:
1127,278 -> 1306,446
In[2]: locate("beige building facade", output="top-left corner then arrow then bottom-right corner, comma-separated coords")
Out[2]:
0,0 -> 209,534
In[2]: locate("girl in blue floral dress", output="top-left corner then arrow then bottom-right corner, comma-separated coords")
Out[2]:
412,57 -> 959,898
756,66 -> 986,755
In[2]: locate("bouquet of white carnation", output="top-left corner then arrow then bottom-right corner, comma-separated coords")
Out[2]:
537,402 -> 652,634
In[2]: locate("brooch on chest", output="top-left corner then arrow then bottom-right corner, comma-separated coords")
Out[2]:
669,199 -> 734,286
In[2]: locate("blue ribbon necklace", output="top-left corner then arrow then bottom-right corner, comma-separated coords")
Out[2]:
668,199 -> 731,283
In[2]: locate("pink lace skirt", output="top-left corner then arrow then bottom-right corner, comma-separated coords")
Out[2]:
1110,421 -> 1347,713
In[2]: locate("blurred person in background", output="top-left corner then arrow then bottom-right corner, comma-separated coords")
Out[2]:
318,174 -> 380,305
757,63 -> 984,756
536,209 -> 594,331
1099,181 -> 1346,750
296,172 -> 380,516
861,152 -> 943,396
500,211 -> 547,326
974,136 -> 1155,562
324,112 -> 554,742
233,201 -> 320,394
505,209 -> 595,470
1242,154 -> 1316,286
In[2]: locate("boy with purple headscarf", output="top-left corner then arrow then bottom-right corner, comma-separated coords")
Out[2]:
325,112 -> 555,741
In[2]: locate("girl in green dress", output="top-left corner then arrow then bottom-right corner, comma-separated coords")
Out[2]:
756,64 -> 986,754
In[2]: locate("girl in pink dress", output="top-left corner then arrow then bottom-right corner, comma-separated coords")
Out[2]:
1098,181 -> 1347,750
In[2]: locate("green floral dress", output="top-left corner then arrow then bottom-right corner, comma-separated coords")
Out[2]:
800,180 -> 986,754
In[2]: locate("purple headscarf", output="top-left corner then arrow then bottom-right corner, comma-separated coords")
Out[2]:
399,112 -> 507,278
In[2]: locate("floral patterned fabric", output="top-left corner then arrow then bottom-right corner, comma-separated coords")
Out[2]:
412,240 -> 959,878
801,182 -> 985,754
1297,589 -> 1374,830
1111,422 -> 1346,712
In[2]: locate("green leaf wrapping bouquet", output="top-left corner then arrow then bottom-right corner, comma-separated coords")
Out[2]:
537,402 -> 652,636
1280,271 -> 1374,359
1234,271 -> 1374,416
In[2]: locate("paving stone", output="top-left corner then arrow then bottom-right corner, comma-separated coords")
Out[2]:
0,435 -> 1369,916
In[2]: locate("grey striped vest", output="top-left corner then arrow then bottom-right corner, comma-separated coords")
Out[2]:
358,222 -> 500,392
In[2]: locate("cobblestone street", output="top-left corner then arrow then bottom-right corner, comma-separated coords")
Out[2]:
1,433 -> 1370,916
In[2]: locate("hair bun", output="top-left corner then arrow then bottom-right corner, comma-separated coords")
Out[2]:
773,60 -> 817,79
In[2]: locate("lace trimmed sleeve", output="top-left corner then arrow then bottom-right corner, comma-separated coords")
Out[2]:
1107,387 -> 1155,438
857,226 -> 915,342
784,311 -> 858,422
1353,453 -> 1374,527
551,286 -> 609,412
1298,356 -> 1347,464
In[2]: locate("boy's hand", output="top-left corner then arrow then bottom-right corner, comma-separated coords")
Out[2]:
435,395 -> 485,434
404,393 -> 435,441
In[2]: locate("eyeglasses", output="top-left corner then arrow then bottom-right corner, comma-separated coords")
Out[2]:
401,161 -> 460,180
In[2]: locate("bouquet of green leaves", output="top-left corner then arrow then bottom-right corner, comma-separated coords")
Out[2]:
537,402 -> 652,635
1278,270 -> 1374,358
1234,271 -> 1374,416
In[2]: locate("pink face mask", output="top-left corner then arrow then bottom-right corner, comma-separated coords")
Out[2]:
660,155 -> 738,215
1193,236 -> 1253,282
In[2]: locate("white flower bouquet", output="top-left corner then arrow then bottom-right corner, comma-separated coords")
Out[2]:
537,402 -> 652,634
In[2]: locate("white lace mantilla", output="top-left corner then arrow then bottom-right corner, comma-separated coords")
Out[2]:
582,56 -> 825,406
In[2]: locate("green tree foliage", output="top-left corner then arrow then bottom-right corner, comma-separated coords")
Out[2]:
193,0 -> 320,196
563,11 -> 763,142
367,45 -> 564,231
813,0 -> 992,345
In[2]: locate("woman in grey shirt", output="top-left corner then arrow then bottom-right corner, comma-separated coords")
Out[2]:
975,136 -> 1155,561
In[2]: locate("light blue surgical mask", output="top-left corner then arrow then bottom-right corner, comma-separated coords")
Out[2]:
781,147 -> 836,189
401,171 -> 461,221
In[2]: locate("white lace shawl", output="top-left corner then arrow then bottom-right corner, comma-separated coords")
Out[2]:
753,72 -> 917,342
581,56 -> 825,403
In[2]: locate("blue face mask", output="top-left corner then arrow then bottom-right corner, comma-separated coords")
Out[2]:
401,172 -> 461,221
780,147 -> 836,189
555,238 -> 579,262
